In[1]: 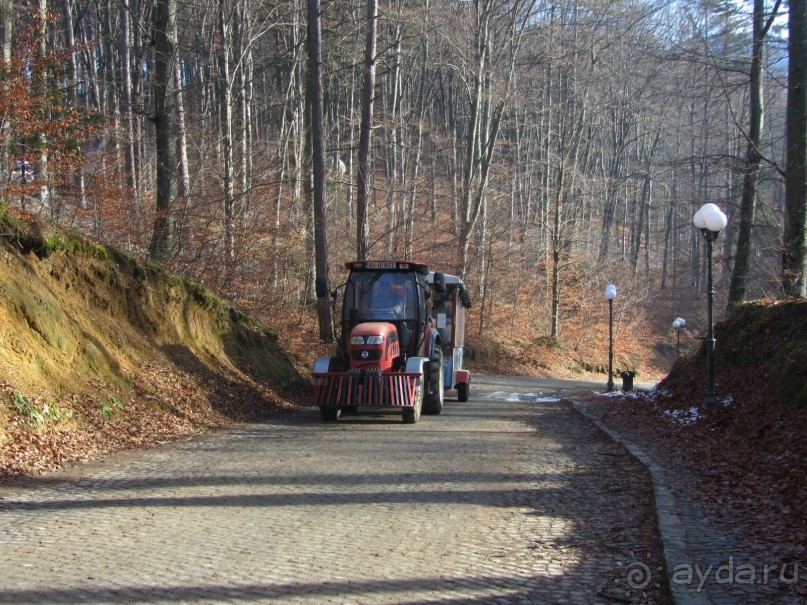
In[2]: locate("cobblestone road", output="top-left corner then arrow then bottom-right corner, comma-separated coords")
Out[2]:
0,376 -> 665,604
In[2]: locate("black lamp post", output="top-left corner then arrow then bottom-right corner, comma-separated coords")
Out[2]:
693,203 -> 728,408
605,284 -> 616,392
672,317 -> 685,358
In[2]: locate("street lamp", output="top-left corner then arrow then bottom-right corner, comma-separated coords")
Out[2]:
672,317 -> 685,358
605,284 -> 617,392
693,203 -> 728,407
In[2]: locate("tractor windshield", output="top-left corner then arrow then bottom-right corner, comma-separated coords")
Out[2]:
346,271 -> 418,321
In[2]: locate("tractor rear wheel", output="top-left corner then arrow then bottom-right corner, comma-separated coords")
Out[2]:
423,347 -> 444,415
319,406 -> 341,421
457,381 -> 469,402
402,377 -> 423,424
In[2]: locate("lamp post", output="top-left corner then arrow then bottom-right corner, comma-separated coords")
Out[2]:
605,284 -> 617,392
672,317 -> 685,357
693,203 -> 728,407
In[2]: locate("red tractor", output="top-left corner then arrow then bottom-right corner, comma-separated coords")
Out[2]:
312,260 -> 470,423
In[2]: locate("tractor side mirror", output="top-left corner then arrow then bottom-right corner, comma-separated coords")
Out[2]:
315,276 -> 329,298
433,272 -> 446,294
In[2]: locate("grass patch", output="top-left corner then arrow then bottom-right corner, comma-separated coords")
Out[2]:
13,392 -> 73,428
99,396 -> 125,420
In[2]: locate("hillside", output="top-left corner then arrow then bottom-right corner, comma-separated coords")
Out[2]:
0,206 -> 303,478
584,299 -> 807,597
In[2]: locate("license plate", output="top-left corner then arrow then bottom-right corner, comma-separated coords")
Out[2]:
365,261 -> 398,269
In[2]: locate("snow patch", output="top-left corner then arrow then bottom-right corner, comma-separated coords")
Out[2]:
487,391 -> 561,403
663,407 -> 701,426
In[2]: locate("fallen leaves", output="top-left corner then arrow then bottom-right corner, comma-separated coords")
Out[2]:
0,361 -> 303,480
584,366 -> 807,600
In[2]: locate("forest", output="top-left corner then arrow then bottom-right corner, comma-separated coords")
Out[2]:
0,0 -> 804,363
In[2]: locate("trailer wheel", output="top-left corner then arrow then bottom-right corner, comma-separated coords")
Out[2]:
319,406 -> 341,421
402,377 -> 423,424
457,381 -> 469,402
423,347 -> 444,415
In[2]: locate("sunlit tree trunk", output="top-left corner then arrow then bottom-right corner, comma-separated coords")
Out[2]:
61,0 -> 87,210
120,0 -> 139,209
308,0 -> 333,342
149,0 -> 177,261
218,0 -> 235,262
36,0 -> 50,214
356,0 -> 377,260
0,0 -> 12,189
0,0 -> 12,64
172,10 -> 191,256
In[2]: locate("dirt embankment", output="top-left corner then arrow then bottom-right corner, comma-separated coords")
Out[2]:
0,206 -> 302,478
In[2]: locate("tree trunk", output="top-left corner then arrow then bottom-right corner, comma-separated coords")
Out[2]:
728,0 -> 781,306
120,0 -> 139,208
0,0 -> 12,64
36,0 -> 50,214
783,0 -> 807,297
356,0 -> 377,260
172,9 -> 192,255
307,0 -> 333,342
61,0 -> 87,210
149,0 -> 178,262
218,0 -> 235,262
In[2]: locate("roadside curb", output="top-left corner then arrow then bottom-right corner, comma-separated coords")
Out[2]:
569,399 -> 712,605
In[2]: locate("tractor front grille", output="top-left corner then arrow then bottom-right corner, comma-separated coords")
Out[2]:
312,369 -> 420,408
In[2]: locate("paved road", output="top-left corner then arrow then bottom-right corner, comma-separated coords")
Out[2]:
0,375 -> 665,604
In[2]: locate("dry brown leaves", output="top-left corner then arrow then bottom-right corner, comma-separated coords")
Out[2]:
586,360 -> 807,597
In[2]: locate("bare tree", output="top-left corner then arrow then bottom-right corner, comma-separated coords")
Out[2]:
782,0 -> 807,297
456,0 -> 537,279
218,0 -> 235,263
149,0 -> 178,261
355,0 -> 377,260
728,0 -> 782,306
308,0 -> 333,341
120,0 -> 139,210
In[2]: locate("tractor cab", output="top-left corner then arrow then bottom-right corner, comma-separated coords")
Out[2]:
340,261 -> 430,369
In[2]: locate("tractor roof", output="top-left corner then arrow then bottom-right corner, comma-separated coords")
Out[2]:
345,260 -> 429,275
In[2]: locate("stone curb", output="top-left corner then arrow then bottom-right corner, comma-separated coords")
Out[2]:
569,399 -> 712,605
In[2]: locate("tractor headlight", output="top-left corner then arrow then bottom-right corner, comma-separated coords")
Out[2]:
351,336 -> 365,345
366,335 -> 384,345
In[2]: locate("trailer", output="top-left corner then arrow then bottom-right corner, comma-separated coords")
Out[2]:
427,271 -> 471,402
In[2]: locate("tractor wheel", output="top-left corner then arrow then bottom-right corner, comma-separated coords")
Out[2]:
341,405 -> 358,415
457,381 -> 469,402
402,377 -> 423,424
319,406 -> 341,421
423,347 -> 444,415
